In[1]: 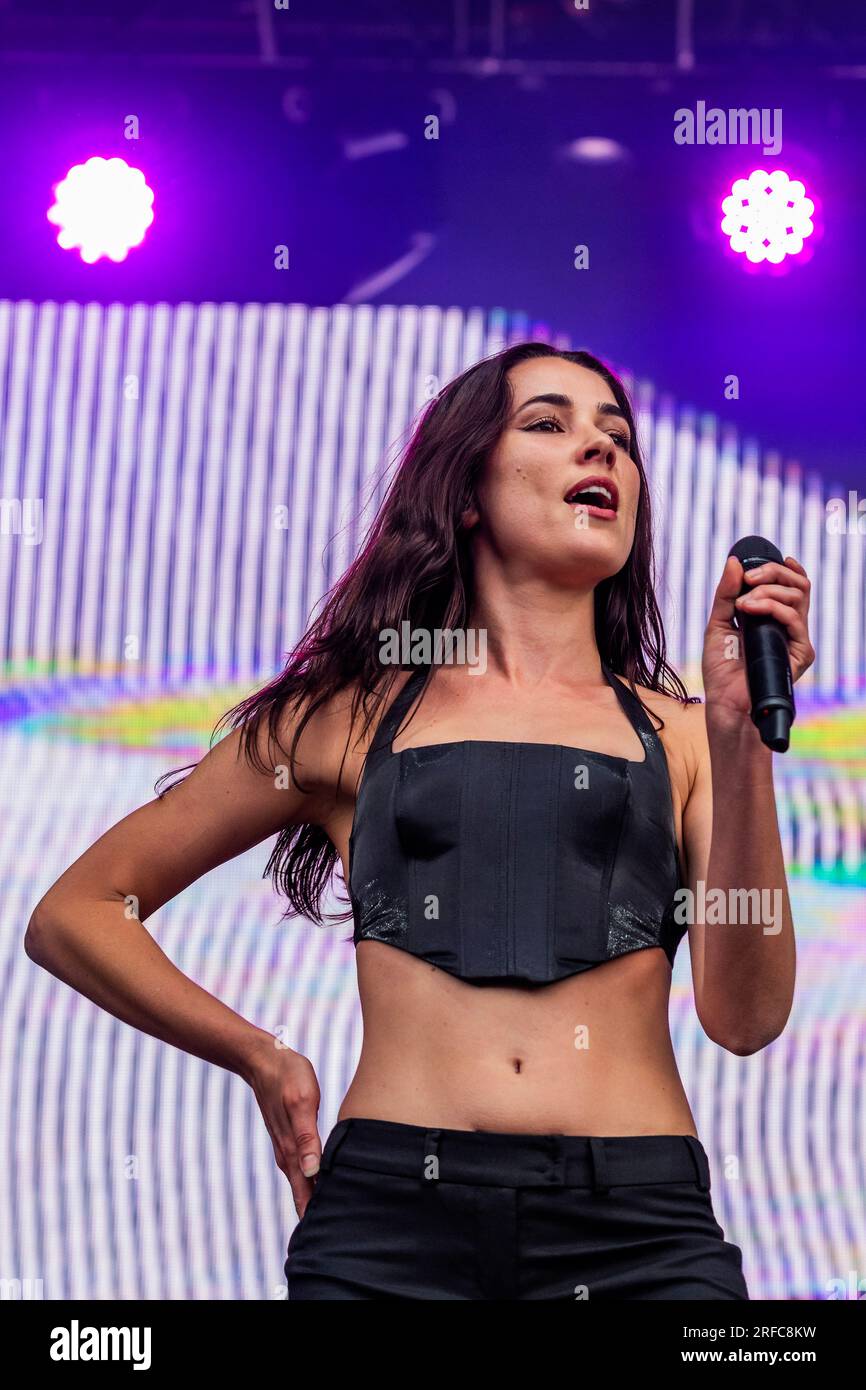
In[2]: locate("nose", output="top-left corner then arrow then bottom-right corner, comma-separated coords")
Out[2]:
573,429 -> 617,468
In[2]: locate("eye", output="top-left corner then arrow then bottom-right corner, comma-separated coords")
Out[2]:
523,415 -> 563,432
523,416 -> 631,450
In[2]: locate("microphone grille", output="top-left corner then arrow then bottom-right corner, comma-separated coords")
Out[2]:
728,535 -> 783,568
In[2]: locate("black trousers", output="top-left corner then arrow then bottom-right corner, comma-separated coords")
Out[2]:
285,1117 -> 749,1301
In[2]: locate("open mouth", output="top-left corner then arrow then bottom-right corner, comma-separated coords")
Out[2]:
563,477 -> 619,519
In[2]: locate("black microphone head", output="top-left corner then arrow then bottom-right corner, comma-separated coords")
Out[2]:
728,535 -> 784,570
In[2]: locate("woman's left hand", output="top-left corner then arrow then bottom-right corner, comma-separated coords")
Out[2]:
702,553 -> 816,721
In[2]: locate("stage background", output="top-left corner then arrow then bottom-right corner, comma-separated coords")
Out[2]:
1,299 -> 864,1299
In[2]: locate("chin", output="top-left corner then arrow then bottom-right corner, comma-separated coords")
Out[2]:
565,528 -> 624,557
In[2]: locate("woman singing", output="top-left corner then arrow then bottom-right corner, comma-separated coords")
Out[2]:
25,343 -> 813,1300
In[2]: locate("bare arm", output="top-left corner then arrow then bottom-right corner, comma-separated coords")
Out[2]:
24,692 -> 356,1208
24,699 -> 340,1085
680,549 -> 813,1055
681,702 -> 796,1055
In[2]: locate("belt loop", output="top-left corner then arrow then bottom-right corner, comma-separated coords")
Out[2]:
684,1136 -> 711,1192
422,1128 -> 442,1182
320,1119 -> 352,1173
547,1135 -> 566,1186
588,1137 -> 610,1195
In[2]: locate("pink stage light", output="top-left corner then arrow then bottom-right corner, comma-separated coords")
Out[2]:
47,157 -> 155,264
721,169 -> 815,266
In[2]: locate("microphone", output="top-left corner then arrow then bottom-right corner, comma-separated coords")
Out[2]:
728,535 -> 796,753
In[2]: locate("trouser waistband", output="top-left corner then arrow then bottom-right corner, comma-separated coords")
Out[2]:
319,1117 -> 711,1194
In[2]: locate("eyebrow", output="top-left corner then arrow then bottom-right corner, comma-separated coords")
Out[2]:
513,393 -> 631,431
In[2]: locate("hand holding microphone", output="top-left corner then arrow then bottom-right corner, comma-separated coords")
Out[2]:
703,535 -> 815,753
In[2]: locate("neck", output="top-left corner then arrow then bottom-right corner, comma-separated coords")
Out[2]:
464,578 -> 604,688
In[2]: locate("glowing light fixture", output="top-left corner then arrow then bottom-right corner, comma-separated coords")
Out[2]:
721,169 -> 814,266
564,137 -> 629,164
47,157 -> 155,263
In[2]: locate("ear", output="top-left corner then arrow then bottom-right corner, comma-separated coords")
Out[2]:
460,502 -> 480,529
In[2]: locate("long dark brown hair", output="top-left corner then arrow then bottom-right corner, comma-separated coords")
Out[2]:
155,342 -> 692,926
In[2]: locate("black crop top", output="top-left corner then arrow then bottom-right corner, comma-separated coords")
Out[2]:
348,661 -> 687,986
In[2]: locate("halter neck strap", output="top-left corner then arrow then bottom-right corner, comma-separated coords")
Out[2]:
367,660 -> 662,762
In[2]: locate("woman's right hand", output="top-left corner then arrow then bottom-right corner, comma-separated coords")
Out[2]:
245,1036 -> 323,1218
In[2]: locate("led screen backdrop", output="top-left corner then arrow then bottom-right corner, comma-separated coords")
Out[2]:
1,300 -> 864,1300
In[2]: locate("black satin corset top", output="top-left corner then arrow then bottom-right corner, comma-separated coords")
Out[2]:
348,662 -> 686,986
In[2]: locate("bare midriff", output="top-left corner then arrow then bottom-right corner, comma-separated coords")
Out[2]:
336,940 -> 698,1137
325,668 -> 698,1139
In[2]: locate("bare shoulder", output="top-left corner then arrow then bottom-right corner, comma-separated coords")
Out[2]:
274,667 -> 412,804
625,676 -> 708,799
273,682 -> 356,797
